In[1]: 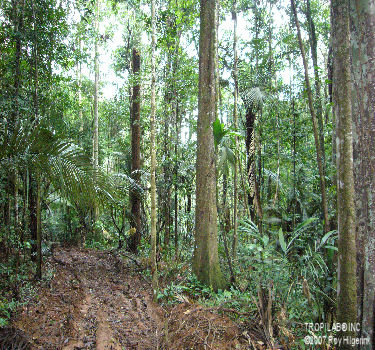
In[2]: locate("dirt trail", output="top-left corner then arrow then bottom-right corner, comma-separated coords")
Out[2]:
10,247 -> 254,350
13,248 -> 164,350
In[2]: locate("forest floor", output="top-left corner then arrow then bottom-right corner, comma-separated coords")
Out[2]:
5,247 -> 255,350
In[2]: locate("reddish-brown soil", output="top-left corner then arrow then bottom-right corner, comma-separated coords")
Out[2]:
12,247 -> 164,349
7,247 -> 253,349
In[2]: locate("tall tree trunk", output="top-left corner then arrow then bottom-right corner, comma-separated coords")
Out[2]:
232,0 -> 238,259
331,1 -> 357,347
349,0 -> 375,346
129,47 -> 142,254
77,32 -> 83,136
290,0 -> 330,233
29,0 -> 39,263
174,106 -> 179,259
150,0 -> 158,297
193,0 -> 225,292
93,0 -> 100,228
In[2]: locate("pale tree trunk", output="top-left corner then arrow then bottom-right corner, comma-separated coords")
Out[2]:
193,0 -> 225,292
232,0 -> 238,260
129,47 -> 142,254
93,0 -> 100,227
150,0 -> 158,298
349,0 -> 375,347
290,0 -> 330,233
332,1 -> 357,347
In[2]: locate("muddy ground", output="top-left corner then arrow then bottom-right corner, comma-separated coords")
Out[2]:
4,247 -> 254,350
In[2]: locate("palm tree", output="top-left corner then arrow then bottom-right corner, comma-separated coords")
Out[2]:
0,120 -> 116,278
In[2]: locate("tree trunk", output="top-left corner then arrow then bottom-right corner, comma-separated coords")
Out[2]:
29,0 -> 39,262
93,0 -> 100,228
232,0 -> 238,259
174,111 -> 179,259
129,47 -> 142,254
349,0 -> 375,347
77,32 -> 83,135
332,1 -> 357,347
150,0 -> 158,297
193,0 -> 225,292
290,0 -> 330,233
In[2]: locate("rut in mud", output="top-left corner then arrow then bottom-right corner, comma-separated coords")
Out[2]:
8,248 -> 255,350
13,247 -> 164,350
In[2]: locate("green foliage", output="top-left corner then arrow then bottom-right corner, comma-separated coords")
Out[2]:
235,217 -> 337,324
0,297 -> 17,327
213,118 -> 228,148
157,274 -> 212,305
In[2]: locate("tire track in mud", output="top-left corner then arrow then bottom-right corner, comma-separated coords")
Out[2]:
21,248 -> 164,350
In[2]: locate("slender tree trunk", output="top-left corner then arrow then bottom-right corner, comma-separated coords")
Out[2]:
150,0 -> 158,297
290,0 -> 330,233
35,175 -> 42,280
174,108 -> 179,259
332,2 -> 357,348
193,0 -> 225,291
129,47 -> 142,254
232,0 -> 238,259
29,0 -> 39,263
93,0 -> 100,228
349,0 -> 375,347
77,33 -> 83,135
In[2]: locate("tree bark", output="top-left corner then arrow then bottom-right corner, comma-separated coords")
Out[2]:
193,0 -> 225,292
174,106 -> 179,259
93,0 -> 100,228
150,0 -> 158,297
232,0 -> 238,259
331,1 -> 357,347
349,0 -> 375,347
129,47 -> 142,254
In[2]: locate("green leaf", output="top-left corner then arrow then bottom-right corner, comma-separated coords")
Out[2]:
212,118 -> 228,147
317,230 -> 337,251
324,245 -> 338,251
